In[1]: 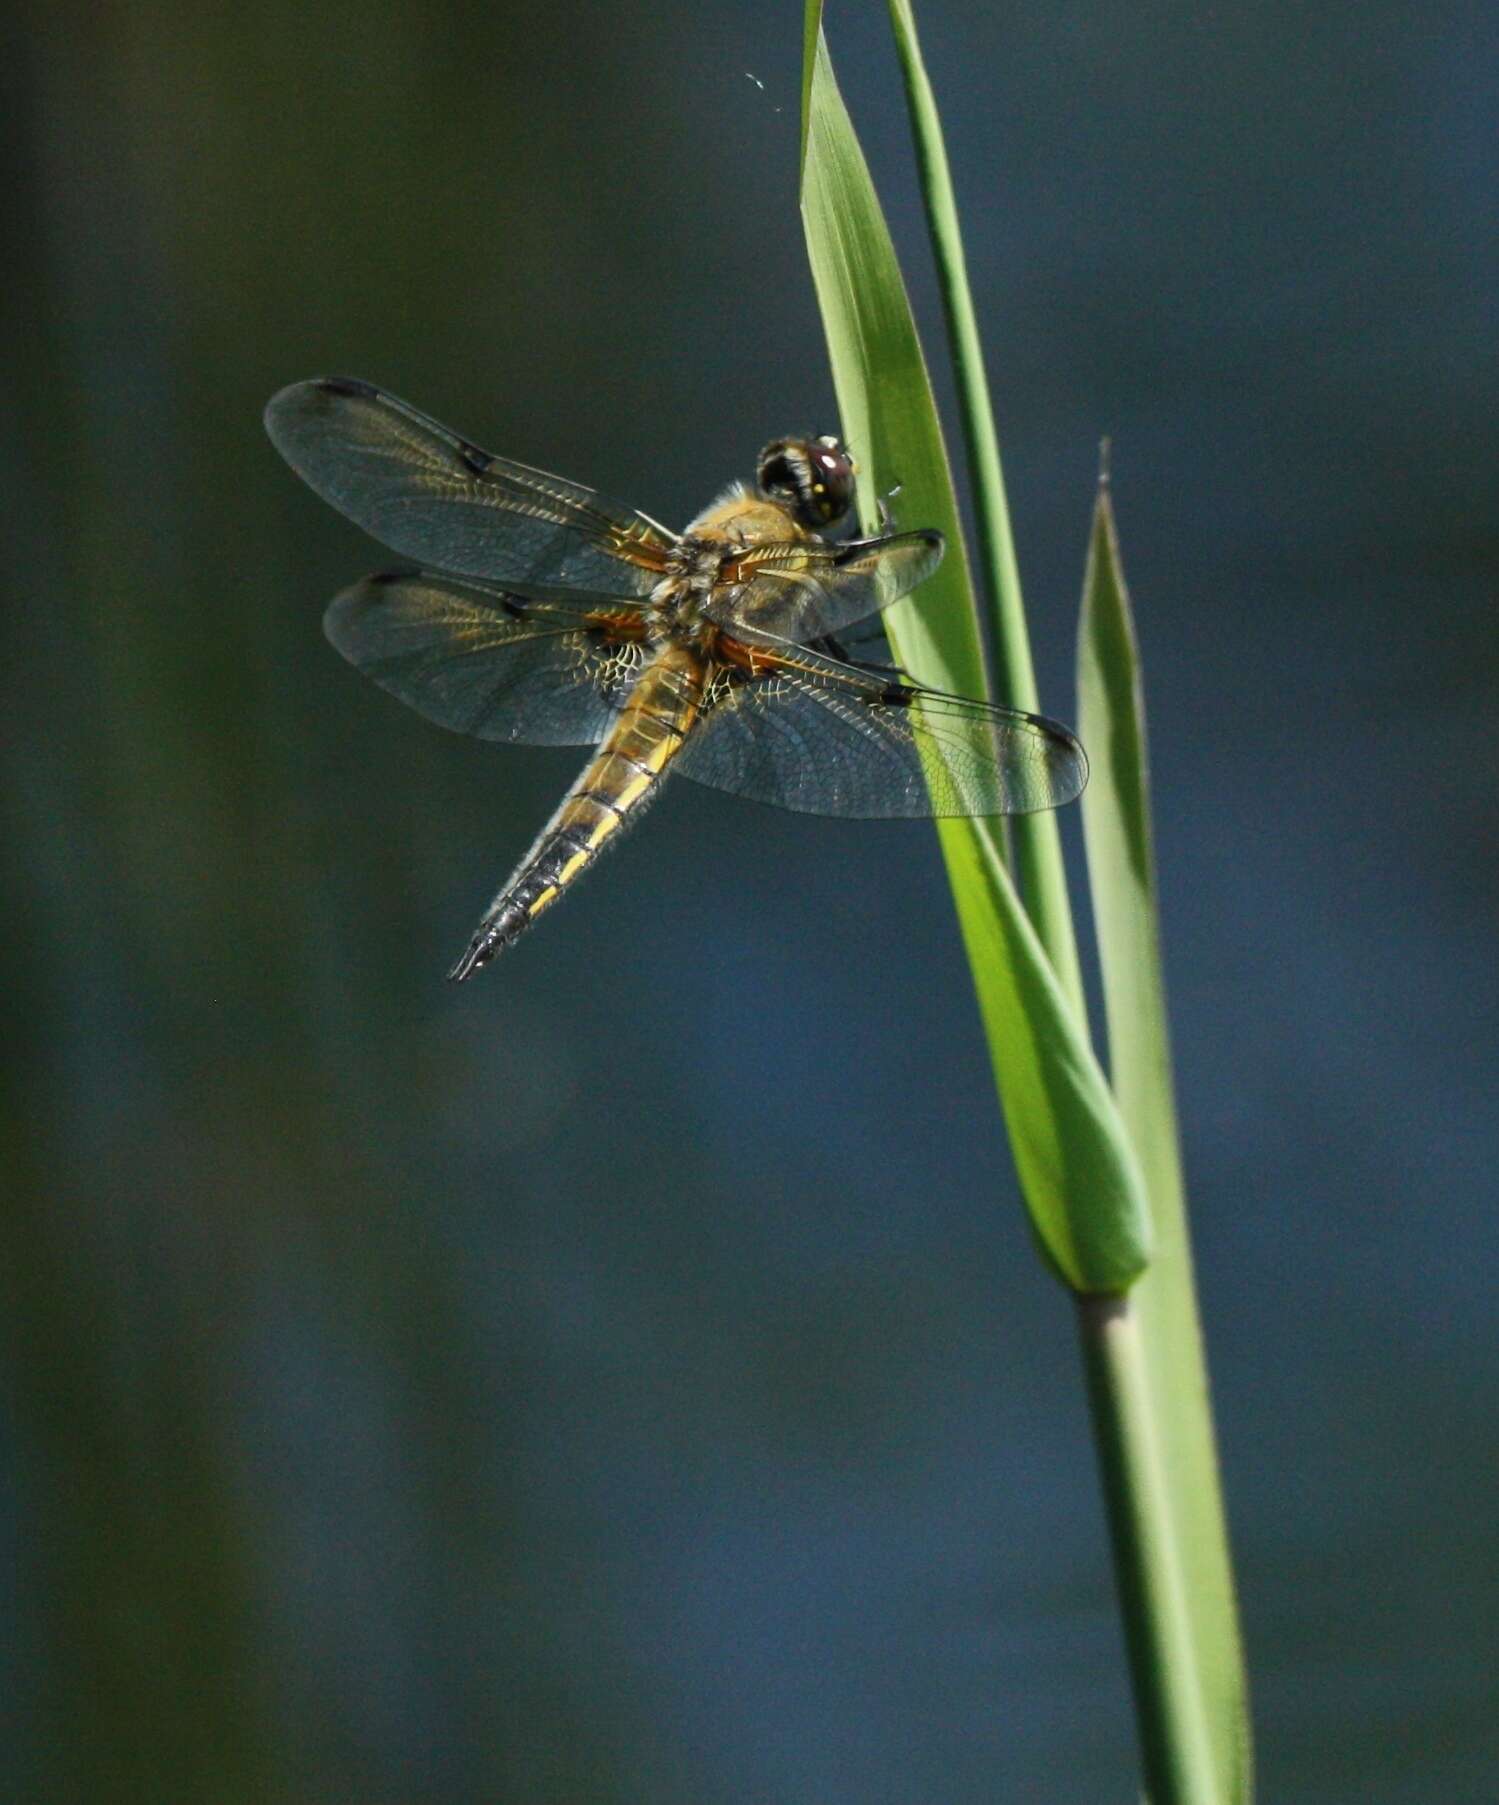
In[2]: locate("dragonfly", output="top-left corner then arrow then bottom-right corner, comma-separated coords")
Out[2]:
265,378 -> 1088,979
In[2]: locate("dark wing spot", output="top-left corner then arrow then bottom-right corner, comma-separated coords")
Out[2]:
499,594 -> 528,619
878,683 -> 914,707
457,440 -> 493,475
368,568 -> 408,587
842,528 -> 942,562
317,376 -> 380,398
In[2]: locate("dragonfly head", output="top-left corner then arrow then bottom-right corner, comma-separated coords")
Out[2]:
757,434 -> 855,531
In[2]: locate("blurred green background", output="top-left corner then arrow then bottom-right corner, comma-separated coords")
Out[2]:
4,1 -> 1496,1800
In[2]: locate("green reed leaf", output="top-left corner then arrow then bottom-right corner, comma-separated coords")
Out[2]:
800,8 -> 1149,1291
1078,470 -> 1253,1801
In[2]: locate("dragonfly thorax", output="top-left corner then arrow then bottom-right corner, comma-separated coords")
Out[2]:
649,535 -> 745,645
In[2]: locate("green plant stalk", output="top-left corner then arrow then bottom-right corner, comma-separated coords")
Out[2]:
885,0 -> 1082,1019
1075,1282 -> 1249,1805
1079,1294 -> 1226,1802
883,8 -> 1250,1799
800,12 -> 1245,1789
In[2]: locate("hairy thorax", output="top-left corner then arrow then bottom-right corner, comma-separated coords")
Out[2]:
647,482 -> 816,649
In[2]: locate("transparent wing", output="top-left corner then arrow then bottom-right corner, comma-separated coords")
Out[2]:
266,378 -> 674,591
324,570 -> 650,746
676,639 -> 1087,818
703,528 -> 943,642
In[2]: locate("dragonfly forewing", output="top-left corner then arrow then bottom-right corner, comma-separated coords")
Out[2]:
706,528 -> 944,643
266,378 -> 674,591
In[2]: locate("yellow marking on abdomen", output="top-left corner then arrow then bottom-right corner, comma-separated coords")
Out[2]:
482,646 -> 706,944
613,772 -> 654,809
558,795 -> 624,855
610,725 -> 682,774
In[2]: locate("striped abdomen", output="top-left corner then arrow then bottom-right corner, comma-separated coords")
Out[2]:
447,644 -> 705,979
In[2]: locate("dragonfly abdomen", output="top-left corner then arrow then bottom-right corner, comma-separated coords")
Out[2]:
447,646 -> 705,980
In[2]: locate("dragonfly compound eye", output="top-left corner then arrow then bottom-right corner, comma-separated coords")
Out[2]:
757,435 -> 855,530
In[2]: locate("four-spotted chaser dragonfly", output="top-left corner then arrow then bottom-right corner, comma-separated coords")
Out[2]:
265,378 -> 1088,979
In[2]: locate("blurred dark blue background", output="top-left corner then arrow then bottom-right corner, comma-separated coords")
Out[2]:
4,2 -> 1496,1799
